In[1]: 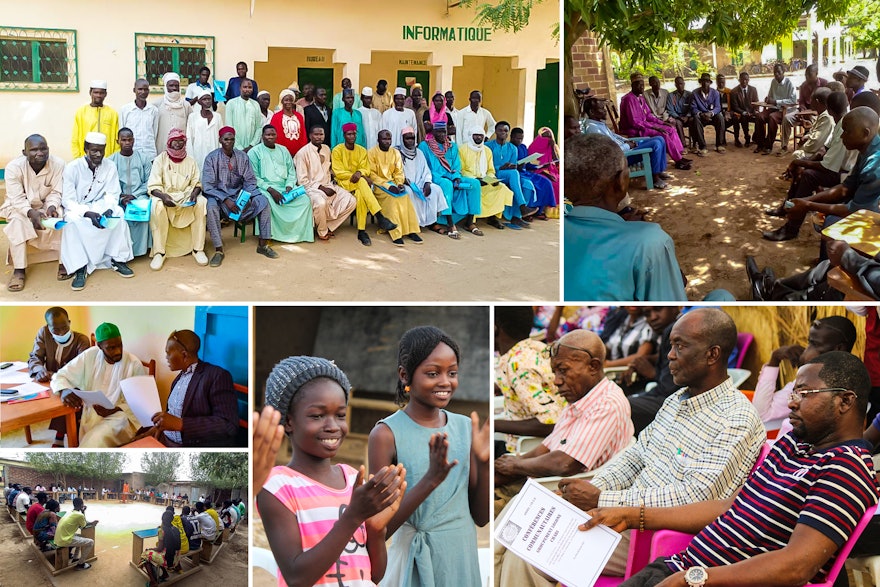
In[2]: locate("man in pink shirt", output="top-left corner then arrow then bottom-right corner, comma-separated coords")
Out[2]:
619,73 -> 691,169
753,315 -> 856,434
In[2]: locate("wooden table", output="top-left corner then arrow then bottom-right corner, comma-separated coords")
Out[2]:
822,209 -> 880,258
1,366 -> 78,447
122,436 -> 165,448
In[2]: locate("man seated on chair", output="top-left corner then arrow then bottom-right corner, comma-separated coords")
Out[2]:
666,77 -> 693,145
730,71 -> 759,148
201,126 -> 278,267
762,106 -> 880,242
716,74 -> 736,146
148,329 -> 239,447
619,73 -> 689,167
790,87 -> 834,160
583,351 -> 879,587
495,309 -> 765,586
51,322 -> 147,448
1,134 -> 67,292
645,76 -> 682,143
764,91 -> 853,221
582,96 -> 674,188
753,63 -> 797,155
689,73 -> 726,155
494,306 -> 566,458
782,63 -> 828,150
564,134 -> 687,301
366,128 -> 422,246
29,306 -> 91,447
54,497 -> 98,570
751,316 -> 856,433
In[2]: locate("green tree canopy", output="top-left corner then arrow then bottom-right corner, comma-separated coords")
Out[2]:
189,453 -> 248,493
845,0 -> 880,54
26,453 -> 126,488
461,0 -> 555,36
141,453 -> 180,487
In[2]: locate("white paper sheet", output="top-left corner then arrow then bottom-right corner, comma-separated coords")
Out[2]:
0,362 -> 31,384
72,389 -> 116,410
494,479 -> 622,587
10,381 -> 48,394
120,375 -> 162,428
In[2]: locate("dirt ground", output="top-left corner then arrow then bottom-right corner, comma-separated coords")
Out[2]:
0,178 -> 559,302
626,131 -> 821,300
0,508 -> 248,587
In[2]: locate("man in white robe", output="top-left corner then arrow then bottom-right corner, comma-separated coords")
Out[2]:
359,87 -> 382,150
399,127 -> 451,232
51,322 -> 147,448
292,127 -> 356,240
61,132 -> 135,291
380,88 -> 418,149
1,134 -> 66,291
153,72 -> 192,155
456,90 -> 497,145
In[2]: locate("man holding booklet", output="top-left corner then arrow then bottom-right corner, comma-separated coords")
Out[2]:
51,322 -> 146,447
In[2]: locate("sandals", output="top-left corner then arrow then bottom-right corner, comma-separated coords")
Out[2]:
429,223 -> 448,236
209,251 -> 225,267
465,224 -> 483,236
447,229 -> 460,240
57,264 -> 72,281
6,273 -> 25,292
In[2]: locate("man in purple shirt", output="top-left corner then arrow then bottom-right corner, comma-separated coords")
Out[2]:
690,73 -> 725,154
619,73 -> 690,168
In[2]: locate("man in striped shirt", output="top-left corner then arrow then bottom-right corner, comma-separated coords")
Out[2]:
494,328 -> 635,580
585,351 -> 879,587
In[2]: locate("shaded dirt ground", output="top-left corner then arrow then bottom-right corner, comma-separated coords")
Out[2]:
627,130 -> 820,300
0,182 -> 559,302
1,507 -> 248,587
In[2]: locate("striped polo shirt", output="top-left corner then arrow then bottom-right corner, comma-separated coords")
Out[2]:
541,377 -> 634,471
263,464 -> 374,587
668,433 -> 879,582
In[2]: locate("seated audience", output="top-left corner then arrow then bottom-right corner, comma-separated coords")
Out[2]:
620,73 -> 688,165
729,71 -> 758,147
689,73 -> 726,154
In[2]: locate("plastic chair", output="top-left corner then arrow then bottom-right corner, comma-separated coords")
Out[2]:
734,333 -> 754,369
728,368 -> 751,389
626,141 -> 655,191
252,546 -> 279,578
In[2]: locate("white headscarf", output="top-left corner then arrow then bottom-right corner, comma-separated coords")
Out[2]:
466,125 -> 488,177
162,72 -> 185,109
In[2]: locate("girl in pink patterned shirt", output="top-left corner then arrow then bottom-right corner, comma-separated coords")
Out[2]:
257,356 -> 406,587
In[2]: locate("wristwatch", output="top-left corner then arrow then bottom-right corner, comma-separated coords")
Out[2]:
684,566 -> 708,587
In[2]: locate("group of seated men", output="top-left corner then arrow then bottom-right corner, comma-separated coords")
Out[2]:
493,305 -> 880,587
2,68 -> 560,292
26,306 -> 239,448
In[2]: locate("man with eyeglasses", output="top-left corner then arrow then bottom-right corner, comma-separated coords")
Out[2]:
583,351 -> 878,587
753,315 -> 856,435
147,329 -> 239,447
531,309 -> 763,585
494,329 -> 634,582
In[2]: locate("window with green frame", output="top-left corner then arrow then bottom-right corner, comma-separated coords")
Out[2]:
135,34 -> 214,90
0,27 -> 77,91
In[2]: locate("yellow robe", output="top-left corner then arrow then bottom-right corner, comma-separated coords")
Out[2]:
458,144 -> 512,218
147,153 -> 207,257
367,146 -> 420,240
331,144 -> 381,230
71,104 -> 120,157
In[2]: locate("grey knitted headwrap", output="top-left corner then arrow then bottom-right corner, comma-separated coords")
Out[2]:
264,356 -> 351,421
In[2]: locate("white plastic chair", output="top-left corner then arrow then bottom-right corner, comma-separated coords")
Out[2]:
728,368 -> 752,389
252,546 -> 279,578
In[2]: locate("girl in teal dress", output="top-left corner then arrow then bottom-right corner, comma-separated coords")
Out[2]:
368,326 -> 490,586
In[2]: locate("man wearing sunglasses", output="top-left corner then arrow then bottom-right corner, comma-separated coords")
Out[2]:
753,315 -> 857,435
583,351 -> 878,587
147,329 -> 239,447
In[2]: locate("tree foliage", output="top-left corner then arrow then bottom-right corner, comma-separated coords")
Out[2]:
189,453 -> 248,493
141,452 -> 180,487
26,453 -> 126,488
460,0 -> 557,38
845,0 -> 880,53
566,0 -> 853,66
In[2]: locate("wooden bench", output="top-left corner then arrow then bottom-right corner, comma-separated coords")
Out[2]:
130,527 -> 202,585
14,509 -> 31,538
31,524 -> 98,576
198,527 -> 229,564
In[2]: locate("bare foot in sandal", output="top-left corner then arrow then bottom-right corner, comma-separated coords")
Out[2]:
465,223 -> 484,236
7,269 -> 25,292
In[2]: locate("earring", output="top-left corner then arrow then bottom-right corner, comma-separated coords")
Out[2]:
404,385 -> 410,393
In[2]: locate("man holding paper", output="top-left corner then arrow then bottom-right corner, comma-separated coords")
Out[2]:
51,322 -> 146,447
149,329 -> 238,447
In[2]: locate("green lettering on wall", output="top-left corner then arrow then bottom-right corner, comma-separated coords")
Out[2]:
401,25 -> 493,42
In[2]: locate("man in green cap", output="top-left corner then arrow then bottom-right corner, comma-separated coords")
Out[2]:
51,322 -> 147,447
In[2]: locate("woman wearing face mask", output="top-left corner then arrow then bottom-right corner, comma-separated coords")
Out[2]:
27,306 -> 91,447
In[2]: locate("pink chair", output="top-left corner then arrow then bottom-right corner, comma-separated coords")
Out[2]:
648,504 -> 877,587
734,333 -> 754,369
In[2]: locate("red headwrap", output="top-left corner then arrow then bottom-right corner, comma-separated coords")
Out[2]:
166,128 -> 187,162
219,126 -> 236,138
342,122 -> 358,133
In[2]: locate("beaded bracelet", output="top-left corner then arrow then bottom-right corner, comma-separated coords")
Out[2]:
639,503 -> 645,532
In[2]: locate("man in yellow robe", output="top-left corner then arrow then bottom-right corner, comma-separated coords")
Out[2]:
367,129 -> 421,245
331,123 -> 397,246
458,126 -> 512,230
71,80 -> 119,158
147,128 -> 208,270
